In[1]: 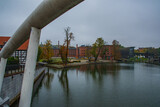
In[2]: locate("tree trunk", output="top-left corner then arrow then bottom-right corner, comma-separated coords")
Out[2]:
65,37 -> 68,65
95,47 -> 101,61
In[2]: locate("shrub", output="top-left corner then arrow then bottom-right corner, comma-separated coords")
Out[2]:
7,57 -> 19,65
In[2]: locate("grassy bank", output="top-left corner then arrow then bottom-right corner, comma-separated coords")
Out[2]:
45,59 -> 114,69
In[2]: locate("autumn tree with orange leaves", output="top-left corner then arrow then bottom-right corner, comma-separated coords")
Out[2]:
41,40 -> 54,63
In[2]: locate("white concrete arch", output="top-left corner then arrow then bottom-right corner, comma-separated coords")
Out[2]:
0,0 -> 84,59
0,0 -> 84,106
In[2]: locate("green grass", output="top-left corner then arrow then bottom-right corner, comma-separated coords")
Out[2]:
39,58 -> 81,64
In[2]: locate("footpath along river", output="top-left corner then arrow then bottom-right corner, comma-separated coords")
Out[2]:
31,63 -> 160,107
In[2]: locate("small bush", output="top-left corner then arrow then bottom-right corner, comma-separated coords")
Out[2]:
7,57 -> 19,65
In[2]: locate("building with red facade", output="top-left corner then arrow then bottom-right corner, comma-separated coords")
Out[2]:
77,45 -> 86,58
52,45 -> 76,57
51,44 -> 114,60
68,47 -> 76,57
0,36 -> 29,65
102,45 -> 114,60
52,45 -> 60,57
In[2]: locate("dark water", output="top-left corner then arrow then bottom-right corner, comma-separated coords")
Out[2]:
31,63 -> 160,107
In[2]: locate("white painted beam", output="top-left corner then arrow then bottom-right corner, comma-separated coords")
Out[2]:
0,0 -> 84,59
19,27 -> 41,107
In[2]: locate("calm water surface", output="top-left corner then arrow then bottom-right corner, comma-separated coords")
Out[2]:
31,63 -> 160,107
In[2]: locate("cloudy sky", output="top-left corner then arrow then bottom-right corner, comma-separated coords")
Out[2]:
0,0 -> 160,48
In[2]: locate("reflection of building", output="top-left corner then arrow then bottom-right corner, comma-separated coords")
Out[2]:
0,36 -> 29,65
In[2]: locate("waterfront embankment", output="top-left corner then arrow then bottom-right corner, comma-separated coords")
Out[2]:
46,60 -> 116,69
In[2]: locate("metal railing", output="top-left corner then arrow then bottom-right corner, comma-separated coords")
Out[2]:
5,64 -> 25,77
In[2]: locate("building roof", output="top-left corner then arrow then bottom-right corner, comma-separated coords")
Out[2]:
0,36 -> 10,45
18,39 -> 29,50
53,45 -> 60,49
80,45 -> 85,47
0,36 -> 29,50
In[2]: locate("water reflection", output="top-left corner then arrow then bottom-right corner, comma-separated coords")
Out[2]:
34,63 -> 134,95
31,63 -> 140,107
76,63 -> 121,80
58,69 -> 69,97
43,68 -> 54,90
74,63 -> 135,88
76,63 -> 134,73
77,63 -> 121,73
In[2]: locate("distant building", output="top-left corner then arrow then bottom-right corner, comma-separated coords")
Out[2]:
134,47 -> 153,58
52,45 -> 76,58
52,45 -> 60,57
0,36 -> 29,65
68,47 -> 76,57
102,45 -> 114,60
120,47 -> 135,59
76,45 -> 114,60
78,45 -> 87,58
50,43 -> 117,60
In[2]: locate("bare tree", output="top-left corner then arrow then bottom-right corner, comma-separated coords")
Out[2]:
63,27 -> 74,65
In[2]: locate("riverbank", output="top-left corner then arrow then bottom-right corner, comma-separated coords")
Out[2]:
46,60 -> 116,69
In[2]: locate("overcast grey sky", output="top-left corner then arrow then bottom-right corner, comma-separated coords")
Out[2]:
0,0 -> 160,48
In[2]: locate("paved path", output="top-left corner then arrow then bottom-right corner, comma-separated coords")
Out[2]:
0,67 -> 46,104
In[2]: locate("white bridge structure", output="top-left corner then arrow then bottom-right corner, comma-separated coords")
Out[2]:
0,0 -> 84,106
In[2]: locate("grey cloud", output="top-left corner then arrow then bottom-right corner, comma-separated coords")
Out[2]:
0,0 -> 160,48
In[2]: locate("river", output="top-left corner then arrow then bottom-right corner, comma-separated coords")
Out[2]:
31,63 -> 160,107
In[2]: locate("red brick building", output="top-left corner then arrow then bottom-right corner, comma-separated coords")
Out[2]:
51,44 -> 114,60
52,45 -> 60,57
78,45 -> 86,58
68,47 -> 76,57
52,45 -> 76,57
102,45 -> 114,60
75,45 -> 114,60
